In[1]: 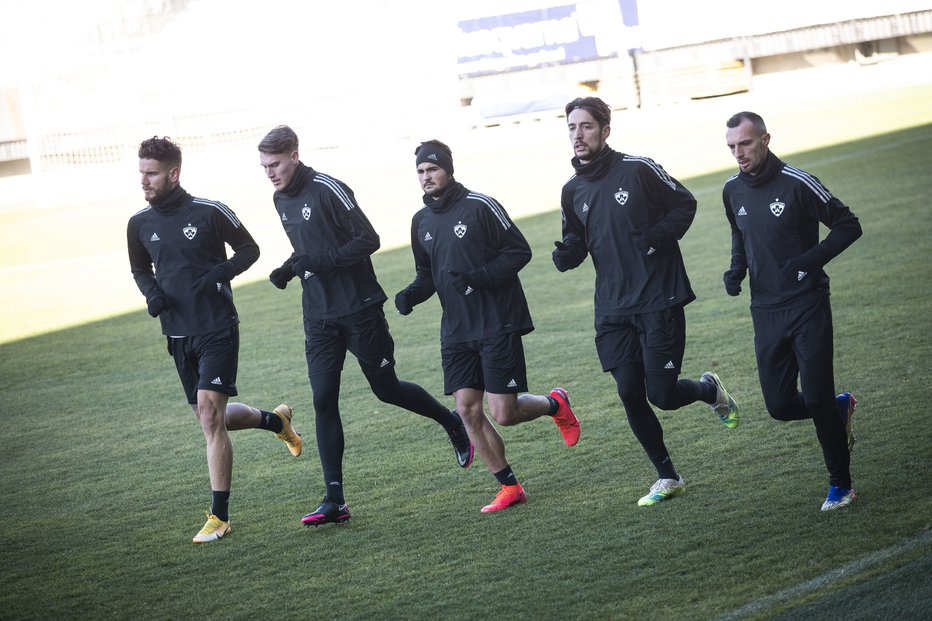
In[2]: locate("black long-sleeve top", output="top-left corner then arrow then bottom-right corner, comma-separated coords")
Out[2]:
272,163 -> 386,320
127,185 -> 259,336
722,151 -> 862,310
557,146 -> 697,315
403,181 -> 534,343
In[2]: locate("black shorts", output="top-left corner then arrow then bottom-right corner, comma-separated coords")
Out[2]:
304,304 -> 395,377
751,295 -> 835,407
441,332 -> 528,395
594,305 -> 686,374
168,325 -> 239,405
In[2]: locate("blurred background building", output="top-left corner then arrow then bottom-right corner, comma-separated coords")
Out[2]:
458,0 -> 932,118
1,0 -> 931,180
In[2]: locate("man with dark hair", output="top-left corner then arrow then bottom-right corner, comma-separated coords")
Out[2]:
127,136 -> 302,543
257,125 -> 473,527
396,139 -> 580,514
553,97 -> 738,507
723,111 -> 861,511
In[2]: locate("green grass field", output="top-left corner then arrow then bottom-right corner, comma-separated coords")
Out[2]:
1,124 -> 931,620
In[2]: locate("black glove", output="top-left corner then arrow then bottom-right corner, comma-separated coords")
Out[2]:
146,291 -> 168,317
291,255 -> 314,280
552,241 -> 577,272
632,229 -> 660,256
292,252 -> 334,279
269,257 -> 297,290
723,268 -> 746,297
269,266 -> 292,289
448,271 -> 476,296
190,266 -> 227,296
292,254 -> 330,280
394,289 -> 413,316
778,258 -> 810,284
779,245 -> 831,284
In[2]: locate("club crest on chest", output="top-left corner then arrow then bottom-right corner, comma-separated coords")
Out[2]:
614,188 -> 629,206
770,200 -> 785,217
302,204 -> 311,220
183,224 -> 197,240
454,222 -> 467,238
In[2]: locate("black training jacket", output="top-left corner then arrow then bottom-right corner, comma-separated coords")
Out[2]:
403,181 -> 534,343
558,146 -> 697,315
272,163 -> 386,320
127,185 -> 259,336
722,151 -> 862,310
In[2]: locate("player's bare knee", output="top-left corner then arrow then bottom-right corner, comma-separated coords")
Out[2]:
490,407 -> 520,426
457,404 -> 485,428
196,402 -> 226,431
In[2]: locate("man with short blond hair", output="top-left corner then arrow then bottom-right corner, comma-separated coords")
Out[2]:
258,125 -> 473,527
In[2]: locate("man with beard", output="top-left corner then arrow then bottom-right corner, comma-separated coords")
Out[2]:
553,97 -> 738,507
128,136 -> 302,543
395,139 -> 580,514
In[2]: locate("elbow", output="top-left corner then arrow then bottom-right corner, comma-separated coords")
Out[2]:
518,249 -> 532,268
242,243 -> 260,263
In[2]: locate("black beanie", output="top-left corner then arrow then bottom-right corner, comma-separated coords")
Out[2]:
415,141 -> 454,175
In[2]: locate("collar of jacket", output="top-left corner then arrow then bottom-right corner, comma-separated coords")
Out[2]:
149,185 -> 189,213
281,162 -> 313,198
572,145 -> 615,181
424,180 -> 467,213
739,150 -> 784,187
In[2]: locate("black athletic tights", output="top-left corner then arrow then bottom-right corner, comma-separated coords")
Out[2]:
309,366 -> 454,500
610,364 -> 711,479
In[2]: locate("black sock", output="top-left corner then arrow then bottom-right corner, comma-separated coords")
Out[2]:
701,378 -> 717,404
545,395 -> 559,416
655,456 -> 678,481
257,409 -> 284,433
211,490 -> 230,522
493,465 -> 518,487
326,479 -> 345,505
